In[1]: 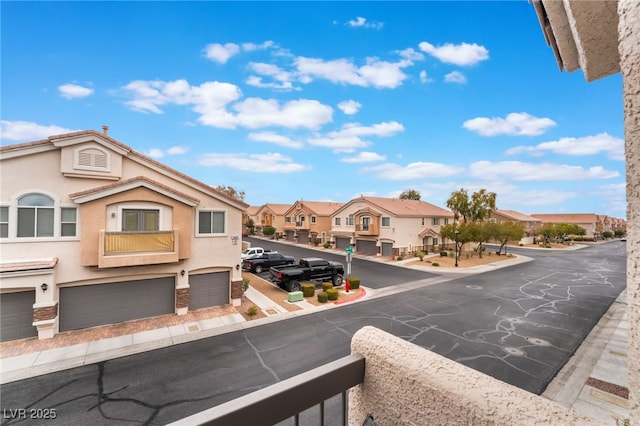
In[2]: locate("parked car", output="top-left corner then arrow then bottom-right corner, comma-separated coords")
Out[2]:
269,257 -> 345,292
241,247 -> 270,260
242,252 -> 295,274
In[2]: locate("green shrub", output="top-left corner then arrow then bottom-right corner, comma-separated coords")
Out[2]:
322,282 -> 333,291
317,291 -> 328,303
323,241 -> 332,249
263,225 -> 276,236
242,277 -> 250,292
432,262 -> 440,267
246,305 -> 259,318
396,255 -> 403,261
347,275 -> 361,290
440,251 -> 448,257
519,243 -> 524,247
301,282 -> 315,297
416,251 -> 425,261
326,288 -> 339,301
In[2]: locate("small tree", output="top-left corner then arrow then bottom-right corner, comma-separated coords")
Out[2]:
215,185 -> 246,201
487,221 -> 525,255
399,189 -> 421,200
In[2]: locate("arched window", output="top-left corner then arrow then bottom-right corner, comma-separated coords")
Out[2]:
17,193 -> 54,237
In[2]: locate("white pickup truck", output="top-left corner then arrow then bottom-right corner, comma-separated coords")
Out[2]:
241,247 -> 271,260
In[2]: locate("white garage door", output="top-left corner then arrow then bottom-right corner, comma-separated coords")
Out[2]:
59,277 -> 175,332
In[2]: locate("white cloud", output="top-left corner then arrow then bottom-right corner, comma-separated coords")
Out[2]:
248,131 -> 303,148
418,41 -> 489,66
197,152 -> 309,173
123,79 -> 332,130
468,161 -> 620,181
246,62 -> 296,90
346,17 -> 384,30
145,146 -> 188,158
463,112 -> 556,136
294,56 -> 410,89
241,41 -> 275,52
58,83 -> 94,99
167,146 -> 188,155
444,71 -> 466,84
341,151 -> 386,163
419,70 -> 433,84
332,121 -> 404,138
232,98 -> 333,130
397,48 -> 424,61
204,42 -> 241,64
506,133 -> 624,160
0,120 -> 79,141
307,135 -> 370,153
362,162 -> 464,180
337,100 -> 362,115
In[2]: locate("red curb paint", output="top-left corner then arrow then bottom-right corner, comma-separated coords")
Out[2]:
334,287 -> 366,305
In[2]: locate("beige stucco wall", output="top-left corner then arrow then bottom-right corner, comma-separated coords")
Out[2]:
620,0 -> 639,420
349,326 -> 600,425
1,139 -> 246,335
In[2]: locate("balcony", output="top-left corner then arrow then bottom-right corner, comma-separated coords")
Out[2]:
169,326 -> 598,426
98,230 -> 179,268
355,223 -> 379,236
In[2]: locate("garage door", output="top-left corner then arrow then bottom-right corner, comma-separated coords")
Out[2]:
0,291 -> 37,342
59,277 -> 175,332
286,230 -> 295,241
381,242 -> 394,257
356,239 -> 377,255
335,237 -> 350,250
189,272 -> 229,310
298,231 -> 309,244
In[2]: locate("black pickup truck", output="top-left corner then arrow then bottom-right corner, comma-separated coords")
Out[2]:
242,252 -> 295,274
270,257 -> 345,292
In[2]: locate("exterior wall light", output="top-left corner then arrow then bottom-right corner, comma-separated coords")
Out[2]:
180,270 -> 186,277
235,264 -> 240,271
41,283 -> 48,292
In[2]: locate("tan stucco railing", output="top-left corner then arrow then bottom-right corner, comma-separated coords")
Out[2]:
104,230 -> 175,254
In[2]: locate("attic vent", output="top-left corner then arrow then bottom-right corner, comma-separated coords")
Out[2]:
74,147 -> 110,171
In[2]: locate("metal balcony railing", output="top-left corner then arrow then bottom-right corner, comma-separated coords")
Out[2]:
168,354 -> 365,426
104,230 -> 175,254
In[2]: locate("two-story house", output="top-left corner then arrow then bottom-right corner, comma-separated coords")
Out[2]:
282,200 -> 343,245
0,129 -> 248,342
488,209 -> 542,244
531,213 -> 599,240
252,203 -> 290,237
330,196 -> 454,257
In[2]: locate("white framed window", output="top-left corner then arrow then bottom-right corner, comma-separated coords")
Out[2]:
17,193 -> 54,238
0,206 -> 8,238
285,216 -> 291,223
445,218 -> 450,225
60,207 -> 77,237
382,217 -> 390,227
421,217 -> 425,226
432,218 -> 440,226
347,214 -> 354,226
433,238 -> 439,246
335,217 -> 341,226
311,215 -> 317,224
198,210 -> 226,235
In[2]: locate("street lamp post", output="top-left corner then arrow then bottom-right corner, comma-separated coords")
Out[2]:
454,229 -> 459,268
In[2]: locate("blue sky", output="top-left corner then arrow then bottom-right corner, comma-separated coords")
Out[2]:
1,1 -> 625,218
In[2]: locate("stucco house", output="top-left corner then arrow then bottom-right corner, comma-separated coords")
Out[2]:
0,128 -> 248,342
530,213 -> 599,240
252,203 -> 290,237
282,200 -> 344,245
330,196 -> 454,257
489,209 -> 542,242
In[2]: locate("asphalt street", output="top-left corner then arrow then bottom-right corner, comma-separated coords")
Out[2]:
0,241 -> 626,425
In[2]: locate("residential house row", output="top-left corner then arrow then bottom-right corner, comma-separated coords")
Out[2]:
246,199 -> 627,256
0,129 -> 248,342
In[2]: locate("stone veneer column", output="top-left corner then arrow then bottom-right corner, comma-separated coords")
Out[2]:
175,287 -> 189,315
231,279 -> 243,307
33,303 -> 58,339
619,0 -> 640,420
